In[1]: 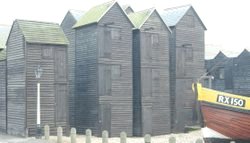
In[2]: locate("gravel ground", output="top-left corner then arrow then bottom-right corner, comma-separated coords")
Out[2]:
0,130 -> 203,143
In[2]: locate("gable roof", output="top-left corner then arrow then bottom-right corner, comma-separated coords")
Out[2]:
0,49 -> 6,60
128,8 -> 171,32
122,5 -> 134,14
128,8 -> 154,29
69,10 -> 85,21
73,0 -> 116,28
214,51 -> 228,60
14,19 -> 69,45
237,49 -> 250,59
0,25 -> 10,49
161,5 -> 207,30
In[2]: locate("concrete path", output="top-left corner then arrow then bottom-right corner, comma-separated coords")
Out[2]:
0,134 -> 50,143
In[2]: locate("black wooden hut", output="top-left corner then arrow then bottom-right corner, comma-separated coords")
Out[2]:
73,1 -> 134,137
0,49 -> 7,133
206,50 -> 250,96
61,9 -> 85,128
232,50 -> 250,96
0,25 -> 10,133
6,20 -> 69,136
161,5 -> 206,132
128,8 -> 171,136
205,51 -> 233,92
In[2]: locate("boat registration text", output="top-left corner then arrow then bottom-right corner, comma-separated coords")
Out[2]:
217,95 -> 245,107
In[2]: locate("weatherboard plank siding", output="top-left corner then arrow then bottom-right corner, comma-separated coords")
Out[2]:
7,21 -> 26,136
61,10 -> 84,128
129,9 -> 171,136
6,20 -> 69,136
0,55 -> 6,133
74,1 -> 133,137
167,7 -> 206,132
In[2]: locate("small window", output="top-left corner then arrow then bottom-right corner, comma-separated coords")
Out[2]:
111,28 -> 121,40
112,65 -> 121,79
218,68 -> 225,79
151,34 -> 159,46
99,28 -> 112,58
42,48 -> 53,59
186,15 -> 195,28
185,47 -> 193,61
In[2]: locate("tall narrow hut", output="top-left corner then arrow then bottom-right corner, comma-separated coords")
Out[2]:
0,25 -> 10,133
61,9 -> 85,128
128,8 -> 171,136
6,20 -> 69,136
122,5 -> 134,14
205,51 -> 233,92
161,5 -> 206,132
206,49 -> 250,96
73,1 -> 134,136
232,50 -> 250,96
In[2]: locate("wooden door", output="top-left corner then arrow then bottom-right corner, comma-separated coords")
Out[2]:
55,49 -> 67,82
142,106 -> 152,134
99,103 -> 111,135
55,84 -> 67,124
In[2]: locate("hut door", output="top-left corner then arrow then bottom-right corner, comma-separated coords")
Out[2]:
55,49 -> 67,82
142,106 -> 152,134
99,103 -> 111,135
55,84 -> 67,124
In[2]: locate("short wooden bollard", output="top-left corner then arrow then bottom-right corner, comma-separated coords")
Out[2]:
44,125 -> 50,140
144,134 -> 151,143
169,136 -> 176,143
86,129 -> 92,143
120,132 -> 127,143
195,138 -> 203,143
102,130 -> 109,143
57,127 -> 63,143
71,128 -> 77,143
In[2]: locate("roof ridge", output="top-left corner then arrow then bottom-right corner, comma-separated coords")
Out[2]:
16,19 -> 59,25
134,7 -> 155,13
73,0 -> 117,28
164,4 -> 191,11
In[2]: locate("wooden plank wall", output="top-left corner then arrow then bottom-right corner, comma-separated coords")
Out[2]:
97,3 -> 133,137
75,3 -> 133,137
137,11 -> 170,136
132,30 -> 142,136
0,59 -> 6,133
6,22 -> 26,136
26,44 -> 68,136
172,9 -> 205,132
75,24 -> 98,134
61,12 -> 77,128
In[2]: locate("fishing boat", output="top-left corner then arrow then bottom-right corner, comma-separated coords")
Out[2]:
193,83 -> 250,143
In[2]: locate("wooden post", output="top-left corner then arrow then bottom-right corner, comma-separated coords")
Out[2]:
86,129 -> 92,143
195,138 -> 203,143
57,127 -> 63,143
102,130 -> 109,143
120,132 -> 127,143
44,125 -> 50,140
144,134 -> 151,143
169,136 -> 176,143
71,128 -> 76,143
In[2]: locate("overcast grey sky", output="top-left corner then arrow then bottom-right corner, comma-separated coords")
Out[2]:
1,0 -> 249,59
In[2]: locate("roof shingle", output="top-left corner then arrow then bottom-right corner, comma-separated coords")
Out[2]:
73,0 -> 116,28
16,20 -> 69,45
0,49 -> 6,60
128,8 -> 154,29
